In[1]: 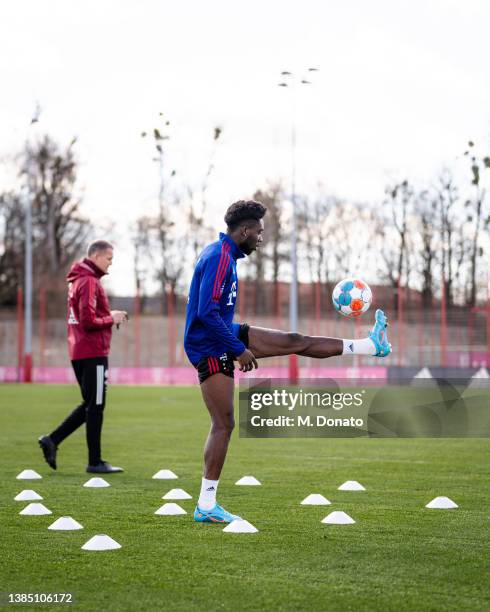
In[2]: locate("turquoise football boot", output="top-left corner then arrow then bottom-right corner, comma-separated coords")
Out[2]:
369,309 -> 392,357
194,503 -> 241,523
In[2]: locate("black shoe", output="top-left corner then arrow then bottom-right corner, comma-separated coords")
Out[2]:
38,435 -> 57,470
86,461 -> 124,474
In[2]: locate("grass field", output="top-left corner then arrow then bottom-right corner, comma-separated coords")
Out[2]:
1,384 -> 489,611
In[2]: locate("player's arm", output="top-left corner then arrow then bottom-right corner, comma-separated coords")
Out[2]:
77,277 -> 117,331
197,254 -> 253,362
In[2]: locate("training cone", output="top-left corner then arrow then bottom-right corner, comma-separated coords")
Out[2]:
235,476 -> 261,486
338,480 -> 365,491
223,519 -> 258,533
411,367 -> 438,389
413,367 -> 433,378
425,496 -> 458,509
468,367 -> 490,389
152,469 -> 178,479
162,488 -> 192,500
81,534 -> 121,551
48,516 -> 83,530
301,494 -> 331,505
19,503 -> 52,516
14,490 -> 43,501
321,511 -> 355,525
16,469 -> 42,480
83,477 -> 110,488
155,503 -> 187,516
472,367 -> 489,379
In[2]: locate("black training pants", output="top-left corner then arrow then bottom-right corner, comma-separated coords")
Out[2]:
50,357 -> 108,466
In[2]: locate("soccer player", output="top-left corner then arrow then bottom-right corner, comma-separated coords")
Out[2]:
38,240 -> 128,473
184,200 -> 391,523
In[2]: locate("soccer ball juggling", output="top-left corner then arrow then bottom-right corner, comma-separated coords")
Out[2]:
332,278 -> 372,318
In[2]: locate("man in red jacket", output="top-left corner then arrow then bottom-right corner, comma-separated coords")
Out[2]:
38,240 -> 128,473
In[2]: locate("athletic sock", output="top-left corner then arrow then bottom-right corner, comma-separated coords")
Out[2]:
342,337 -> 376,356
198,478 -> 219,510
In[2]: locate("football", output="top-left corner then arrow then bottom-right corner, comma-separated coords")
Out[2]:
332,278 -> 372,317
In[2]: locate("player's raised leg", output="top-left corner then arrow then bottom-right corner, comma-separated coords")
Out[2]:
194,372 -> 241,523
249,309 -> 391,359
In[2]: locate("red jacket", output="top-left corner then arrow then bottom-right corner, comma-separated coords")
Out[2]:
67,258 -> 114,360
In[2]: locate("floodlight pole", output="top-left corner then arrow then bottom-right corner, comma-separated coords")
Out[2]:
289,78 -> 298,335
23,106 -> 40,383
24,185 -> 33,382
278,69 -> 317,382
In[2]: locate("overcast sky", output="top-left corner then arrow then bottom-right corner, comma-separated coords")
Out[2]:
1,0 -> 489,294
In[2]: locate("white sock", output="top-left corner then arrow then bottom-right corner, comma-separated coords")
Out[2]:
198,478 -> 219,510
342,337 -> 376,356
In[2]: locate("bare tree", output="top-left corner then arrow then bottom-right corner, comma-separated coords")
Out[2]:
187,126 -> 222,260
464,140 -> 490,306
412,190 -> 437,307
0,135 -> 90,307
298,193 -> 340,285
376,180 -> 414,309
23,135 -> 90,275
138,115 -> 225,310
132,215 -> 153,310
0,192 -> 24,305
327,201 -> 371,281
253,183 -> 286,314
452,222 -> 473,305
140,114 -> 185,311
432,169 -> 459,305
22,135 -> 89,275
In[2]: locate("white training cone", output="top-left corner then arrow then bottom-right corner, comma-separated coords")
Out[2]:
301,494 -> 331,506
155,503 -> 187,516
19,503 -> 52,516
414,367 -> 433,378
223,519 -> 258,533
472,367 -> 490,379
235,476 -> 261,486
152,469 -> 178,479
14,490 -> 43,501
48,517 -> 83,530
83,477 -> 110,488
17,469 -> 42,480
338,480 -> 365,491
425,496 -> 458,509
81,535 -> 121,551
468,367 -> 490,389
162,488 -> 192,500
322,511 -> 355,525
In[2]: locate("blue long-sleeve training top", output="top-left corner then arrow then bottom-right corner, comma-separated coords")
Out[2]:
184,232 -> 246,366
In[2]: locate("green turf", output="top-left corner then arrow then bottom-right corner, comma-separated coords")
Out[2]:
1,385 -> 489,611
